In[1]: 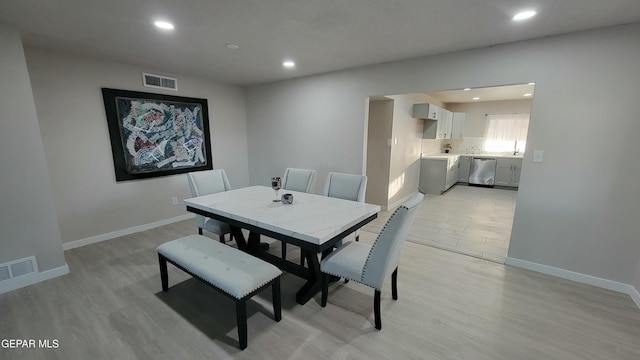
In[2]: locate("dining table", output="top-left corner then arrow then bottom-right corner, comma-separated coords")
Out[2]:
184,185 -> 380,304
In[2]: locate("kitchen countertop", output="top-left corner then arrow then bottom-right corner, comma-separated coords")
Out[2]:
421,153 -> 524,159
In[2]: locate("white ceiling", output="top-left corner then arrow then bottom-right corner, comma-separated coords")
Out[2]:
1,0 -> 640,86
428,83 -> 535,103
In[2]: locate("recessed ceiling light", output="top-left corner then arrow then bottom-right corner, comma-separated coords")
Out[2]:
283,60 -> 296,68
463,88 -> 471,91
473,97 -> 480,100
225,44 -> 240,50
523,93 -> 533,97
154,21 -> 174,30
528,82 -> 535,85
513,10 -> 536,21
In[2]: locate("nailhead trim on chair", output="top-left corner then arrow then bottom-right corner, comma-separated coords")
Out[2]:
361,204 -> 409,289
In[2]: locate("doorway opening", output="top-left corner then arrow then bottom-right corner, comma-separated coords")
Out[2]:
362,83 -> 535,263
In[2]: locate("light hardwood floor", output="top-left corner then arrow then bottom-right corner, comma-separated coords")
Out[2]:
1,217 -> 639,359
364,184 -> 517,264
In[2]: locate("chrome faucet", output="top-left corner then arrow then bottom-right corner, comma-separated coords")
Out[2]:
513,140 -> 519,156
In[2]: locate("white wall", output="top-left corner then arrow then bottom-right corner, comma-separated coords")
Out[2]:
448,99 -> 533,137
386,94 -> 424,207
24,47 -> 249,244
0,25 -> 66,272
365,99 -> 393,206
246,23 -> 640,289
446,99 -> 533,153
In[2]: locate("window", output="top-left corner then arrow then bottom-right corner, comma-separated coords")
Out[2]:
484,113 -> 530,153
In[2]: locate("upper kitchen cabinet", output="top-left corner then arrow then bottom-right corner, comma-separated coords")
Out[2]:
451,112 -> 466,139
419,105 -> 466,140
413,103 -> 442,120
436,109 -> 453,139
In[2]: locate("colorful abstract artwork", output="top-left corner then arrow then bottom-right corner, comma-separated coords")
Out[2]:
102,88 -> 212,181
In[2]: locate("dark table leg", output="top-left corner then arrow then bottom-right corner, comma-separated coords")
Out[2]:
248,232 -> 270,252
230,226 -> 247,250
294,244 -> 342,304
296,249 -> 321,304
230,226 -> 268,253
232,222 -> 339,305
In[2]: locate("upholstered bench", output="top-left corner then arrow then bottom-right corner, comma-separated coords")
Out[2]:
156,234 -> 282,350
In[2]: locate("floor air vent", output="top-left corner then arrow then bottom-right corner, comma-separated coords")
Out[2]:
143,73 -> 178,90
0,256 -> 38,283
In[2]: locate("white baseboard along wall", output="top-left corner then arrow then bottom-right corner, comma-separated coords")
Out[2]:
63,214 -> 194,251
505,257 -> 640,309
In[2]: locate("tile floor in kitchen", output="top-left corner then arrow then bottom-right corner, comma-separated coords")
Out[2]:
362,184 -> 517,263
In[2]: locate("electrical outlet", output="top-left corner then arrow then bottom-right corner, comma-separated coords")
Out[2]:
172,197 -> 178,205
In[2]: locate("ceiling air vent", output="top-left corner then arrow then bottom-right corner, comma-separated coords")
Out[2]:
142,73 -> 178,91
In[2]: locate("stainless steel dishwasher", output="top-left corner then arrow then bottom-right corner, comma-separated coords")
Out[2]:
469,157 -> 497,186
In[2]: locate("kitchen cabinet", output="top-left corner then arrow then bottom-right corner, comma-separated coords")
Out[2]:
420,157 -> 459,195
416,104 -> 465,140
448,156 -> 459,189
413,103 -> 441,120
495,158 -> 522,187
451,112 -> 466,139
458,156 -> 471,182
436,109 -> 453,139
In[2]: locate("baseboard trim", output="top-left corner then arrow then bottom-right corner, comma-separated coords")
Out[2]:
630,287 -> 640,309
63,214 -> 195,251
0,263 -> 69,294
505,257 -> 640,309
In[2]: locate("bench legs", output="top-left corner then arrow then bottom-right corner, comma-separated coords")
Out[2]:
159,254 -> 169,292
236,277 -> 281,350
272,277 -> 282,321
158,254 -> 281,350
236,300 -> 248,350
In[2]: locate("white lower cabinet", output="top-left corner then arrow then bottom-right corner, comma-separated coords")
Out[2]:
420,157 -> 459,195
495,158 -> 522,187
458,156 -> 471,182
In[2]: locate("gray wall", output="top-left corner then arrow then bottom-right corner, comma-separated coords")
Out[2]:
24,47 -> 249,244
247,23 -> 640,286
0,25 -> 66,271
246,77 -> 369,190
635,260 -> 640,291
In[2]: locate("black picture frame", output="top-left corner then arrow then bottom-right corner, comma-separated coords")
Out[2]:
102,88 -> 213,181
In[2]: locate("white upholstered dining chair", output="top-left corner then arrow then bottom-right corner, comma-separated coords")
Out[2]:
299,172 -> 368,267
186,169 -> 233,243
323,172 -> 367,244
320,192 -> 424,330
280,167 -> 317,261
281,167 -> 317,193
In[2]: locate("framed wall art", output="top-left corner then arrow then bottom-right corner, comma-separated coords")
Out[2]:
102,88 -> 213,181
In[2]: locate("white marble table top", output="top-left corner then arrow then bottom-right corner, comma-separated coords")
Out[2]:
184,186 -> 380,246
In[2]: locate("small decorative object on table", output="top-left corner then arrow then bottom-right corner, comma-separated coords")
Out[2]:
271,177 -> 281,202
281,193 -> 294,204
443,143 -> 452,153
